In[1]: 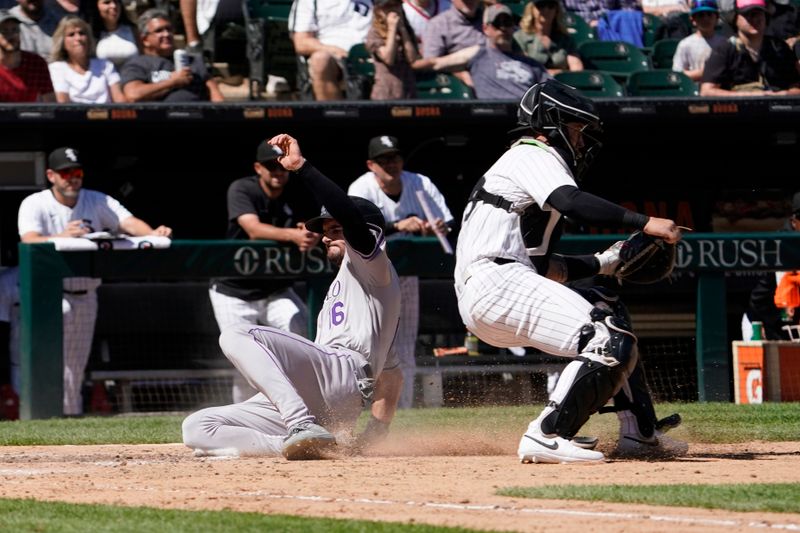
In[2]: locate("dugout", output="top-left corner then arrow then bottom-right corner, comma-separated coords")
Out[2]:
1,97 -> 799,416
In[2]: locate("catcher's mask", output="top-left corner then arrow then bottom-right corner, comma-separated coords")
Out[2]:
515,79 -> 603,180
306,196 -> 386,234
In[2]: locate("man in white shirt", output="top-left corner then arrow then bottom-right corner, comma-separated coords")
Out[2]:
0,147 -> 172,416
289,0 -> 373,100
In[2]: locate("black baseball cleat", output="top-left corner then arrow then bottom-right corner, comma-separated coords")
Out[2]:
282,422 -> 336,460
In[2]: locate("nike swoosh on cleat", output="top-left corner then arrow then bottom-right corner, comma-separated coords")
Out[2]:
524,434 -> 558,450
623,436 -> 659,446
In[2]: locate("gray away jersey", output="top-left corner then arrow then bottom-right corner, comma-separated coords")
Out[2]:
455,142 -> 576,281
315,225 -> 401,375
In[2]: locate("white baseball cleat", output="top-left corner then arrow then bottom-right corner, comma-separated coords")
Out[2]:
518,429 -> 605,464
282,422 -> 336,460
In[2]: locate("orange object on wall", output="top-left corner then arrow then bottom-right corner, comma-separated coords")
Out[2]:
732,341 -> 800,403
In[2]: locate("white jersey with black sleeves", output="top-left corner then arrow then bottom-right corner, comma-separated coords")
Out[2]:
315,224 -> 401,375
455,141 -> 576,284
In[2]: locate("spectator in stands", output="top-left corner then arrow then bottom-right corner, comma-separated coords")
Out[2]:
562,0 -> 606,27
514,0 -> 584,74
422,0 -> 484,84
673,0 -> 726,81
701,0 -> 800,95
87,0 -> 139,70
766,0 -> 800,46
403,0 -> 451,45
45,0 -> 83,20
367,0 -> 421,99
742,191 -> 800,340
121,9 -> 224,102
0,9 -> 54,102
180,0 -> 243,54
434,4 -> 550,98
209,140 -> 320,402
48,16 -> 127,103
641,0 -> 689,17
289,0 -> 373,101
9,0 -> 59,59
0,147 -> 172,416
348,135 -> 454,409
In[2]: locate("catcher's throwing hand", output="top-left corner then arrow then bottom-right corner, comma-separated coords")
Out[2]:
643,217 -> 682,244
268,134 -> 305,171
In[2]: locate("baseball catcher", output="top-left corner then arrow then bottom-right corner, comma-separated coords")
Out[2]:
454,79 -> 687,463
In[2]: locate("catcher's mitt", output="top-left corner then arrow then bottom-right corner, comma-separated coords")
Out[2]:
615,232 -> 676,284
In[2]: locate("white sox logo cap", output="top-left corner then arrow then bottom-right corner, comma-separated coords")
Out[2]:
367,135 -> 401,160
48,147 -> 83,170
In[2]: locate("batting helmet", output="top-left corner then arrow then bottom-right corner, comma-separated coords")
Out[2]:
305,196 -> 386,234
516,79 -> 603,180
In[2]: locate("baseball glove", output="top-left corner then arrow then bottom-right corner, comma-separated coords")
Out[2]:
615,232 -> 676,284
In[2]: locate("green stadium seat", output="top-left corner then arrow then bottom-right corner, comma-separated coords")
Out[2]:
555,70 -> 625,97
626,70 -> 698,96
244,0 -> 299,99
642,13 -> 664,50
415,72 -> 474,99
578,40 -> 650,80
564,12 -> 596,46
344,43 -> 374,99
651,38 -> 680,69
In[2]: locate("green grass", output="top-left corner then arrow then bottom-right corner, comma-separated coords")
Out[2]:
497,483 -> 800,513
0,499 -> 488,533
0,402 -> 798,446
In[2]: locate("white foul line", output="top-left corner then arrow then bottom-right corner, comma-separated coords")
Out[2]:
239,491 -> 800,531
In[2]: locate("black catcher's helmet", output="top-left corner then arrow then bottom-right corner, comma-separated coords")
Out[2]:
306,196 -> 386,234
516,79 -> 603,180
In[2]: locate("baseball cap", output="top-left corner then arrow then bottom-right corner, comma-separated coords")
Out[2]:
48,147 -> 83,170
736,0 -> 767,13
690,0 -> 719,14
533,0 -> 559,6
255,141 -> 283,163
0,9 -> 21,25
368,135 -> 401,160
483,3 -> 513,25
305,196 -> 386,234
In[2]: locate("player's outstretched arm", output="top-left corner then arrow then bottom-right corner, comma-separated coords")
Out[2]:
268,134 -> 377,255
351,366 -> 402,454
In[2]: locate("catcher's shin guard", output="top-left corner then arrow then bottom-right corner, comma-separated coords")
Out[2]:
613,357 -> 658,438
540,309 -> 638,439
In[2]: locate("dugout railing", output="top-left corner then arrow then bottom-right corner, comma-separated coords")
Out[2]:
18,233 -> 800,419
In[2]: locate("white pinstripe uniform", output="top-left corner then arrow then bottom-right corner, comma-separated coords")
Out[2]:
182,225 -> 401,456
13,188 -> 133,415
348,170 -> 453,408
455,140 -> 611,368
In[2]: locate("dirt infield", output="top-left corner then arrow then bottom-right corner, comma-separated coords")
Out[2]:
1,437 -> 799,532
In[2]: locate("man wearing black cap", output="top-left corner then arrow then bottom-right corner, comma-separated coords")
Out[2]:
0,8 -> 54,102
701,0 -> 800,95
208,140 -> 321,403
743,191 -> 800,340
348,135 -> 453,408
0,147 -> 171,416
183,133 -> 402,460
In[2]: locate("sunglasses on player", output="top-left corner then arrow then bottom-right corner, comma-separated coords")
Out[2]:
57,168 -> 84,179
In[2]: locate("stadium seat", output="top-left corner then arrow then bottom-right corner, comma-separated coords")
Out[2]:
651,38 -> 680,69
344,43 -> 375,99
626,70 -> 698,96
415,72 -> 474,99
578,40 -> 651,80
244,0 -> 298,99
555,70 -> 625,97
642,12 -> 664,50
564,12 -> 596,46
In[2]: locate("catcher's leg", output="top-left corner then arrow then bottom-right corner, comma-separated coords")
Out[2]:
519,308 -> 637,464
